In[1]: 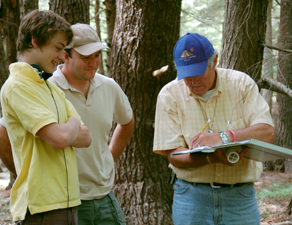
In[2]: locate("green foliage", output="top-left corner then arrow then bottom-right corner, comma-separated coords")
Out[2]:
256,180 -> 292,201
181,0 -> 224,50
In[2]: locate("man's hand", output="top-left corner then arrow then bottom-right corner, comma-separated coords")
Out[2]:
189,131 -> 222,149
210,147 -> 250,166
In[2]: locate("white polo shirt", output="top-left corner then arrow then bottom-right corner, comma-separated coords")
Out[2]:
50,65 -> 133,199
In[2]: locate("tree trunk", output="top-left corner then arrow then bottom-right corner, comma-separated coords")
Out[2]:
49,0 -> 90,24
0,0 -> 20,190
20,0 -> 38,21
0,0 -> 20,67
273,0 -> 292,173
95,0 -> 105,74
261,0 -> 274,109
23,0 -> 38,15
108,0 -> 181,224
262,0 -> 277,171
0,35 -> 9,88
219,0 -> 268,81
103,0 -> 116,75
104,0 -> 115,47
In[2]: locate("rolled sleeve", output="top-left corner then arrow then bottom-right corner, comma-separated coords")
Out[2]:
153,92 -> 187,155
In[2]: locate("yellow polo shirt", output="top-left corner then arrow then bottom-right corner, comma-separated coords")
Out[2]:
1,62 -> 82,221
153,68 -> 274,184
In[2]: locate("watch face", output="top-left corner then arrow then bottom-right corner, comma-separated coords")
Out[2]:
220,132 -> 229,143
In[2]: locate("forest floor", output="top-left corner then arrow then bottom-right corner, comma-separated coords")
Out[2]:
0,169 -> 292,225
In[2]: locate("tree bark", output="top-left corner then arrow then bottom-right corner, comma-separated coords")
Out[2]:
0,0 -> 20,67
219,0 -> 268,81
0,35 -> 9,89
261,0 -> 274,110
104,0 -> 115,47
273,0 -> 292,173
49,0 -> 90,24
95,0 -> 105,74
108,0 -> 181,224
103,0 -> 116,74
23,0 -> 38,15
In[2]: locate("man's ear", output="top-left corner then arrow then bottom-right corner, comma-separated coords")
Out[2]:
213,54 -> 218,69
31,36 -> 38,48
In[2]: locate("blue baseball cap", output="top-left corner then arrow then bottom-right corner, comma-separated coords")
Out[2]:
173,33 -> 214,80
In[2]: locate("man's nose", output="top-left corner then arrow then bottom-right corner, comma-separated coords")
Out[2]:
186,77 -> 200,86
191,78 -> 200,86
88,57 -> 98,66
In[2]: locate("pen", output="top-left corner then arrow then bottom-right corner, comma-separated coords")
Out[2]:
202,118 -> 211,132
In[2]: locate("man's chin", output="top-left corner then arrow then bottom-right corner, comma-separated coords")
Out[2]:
192,89 -> 206,96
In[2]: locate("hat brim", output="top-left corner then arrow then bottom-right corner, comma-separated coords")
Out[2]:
73,42 -> 109,56
176,59 -> 208,80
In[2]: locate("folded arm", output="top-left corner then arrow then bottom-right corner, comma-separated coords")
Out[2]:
37,116 -> 92,149
0,125 -> 16,176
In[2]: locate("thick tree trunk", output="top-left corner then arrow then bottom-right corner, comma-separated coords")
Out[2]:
95,0 -> 105,74
108,0 -> 181,224
261,0 -> 274,109
273,0 -> 292,173
49,0 -> 90,24
103,0 -> 116,75
104,0 -> 115,47
20,0 -> 38,20
219,0 -> 268,81
0,0 -> 20,67
0,35 -> 9,88
24,0 -> 38,15
0,0 -> 20,189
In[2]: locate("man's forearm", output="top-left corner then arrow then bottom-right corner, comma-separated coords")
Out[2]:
0,125 -> 17,176
37,116 -> 81,149
229,123 -> 274,143
109,116 -> 134,162
167,147 -> 211,168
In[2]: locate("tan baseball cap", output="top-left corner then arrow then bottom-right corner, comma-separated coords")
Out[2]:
66,23 -> 109,56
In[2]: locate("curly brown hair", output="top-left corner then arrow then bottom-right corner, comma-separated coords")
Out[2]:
17,10 -> 73,53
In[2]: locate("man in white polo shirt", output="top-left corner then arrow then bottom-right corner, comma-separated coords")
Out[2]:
0,23 -> 134,225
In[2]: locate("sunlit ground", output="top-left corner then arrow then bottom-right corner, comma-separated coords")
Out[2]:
0,170 -> 9,189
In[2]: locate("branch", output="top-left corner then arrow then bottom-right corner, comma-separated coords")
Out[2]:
152,64 -> 292,100
152,65 -> 169,77
259,41 -> 292,54
257,77 -> 292,98
275,0 -> 281,6
0,19 -> 19,28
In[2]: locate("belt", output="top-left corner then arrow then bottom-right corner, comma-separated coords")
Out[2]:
197,182 -> 247,188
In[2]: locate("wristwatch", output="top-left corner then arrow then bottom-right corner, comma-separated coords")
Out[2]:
219,131 -> 229,144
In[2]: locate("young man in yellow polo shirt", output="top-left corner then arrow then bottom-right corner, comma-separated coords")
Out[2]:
0,23 -> 133,224
0,10 -> 92,224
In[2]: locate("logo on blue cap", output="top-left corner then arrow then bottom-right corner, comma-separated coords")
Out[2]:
180,50 -> 196,61
173,33 -> 214,80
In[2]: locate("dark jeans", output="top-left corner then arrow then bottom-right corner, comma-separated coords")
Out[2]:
78,191 -> 126,225
15,207 -> 78,225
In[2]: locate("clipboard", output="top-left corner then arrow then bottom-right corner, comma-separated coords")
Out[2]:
170,139 -> 292,162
